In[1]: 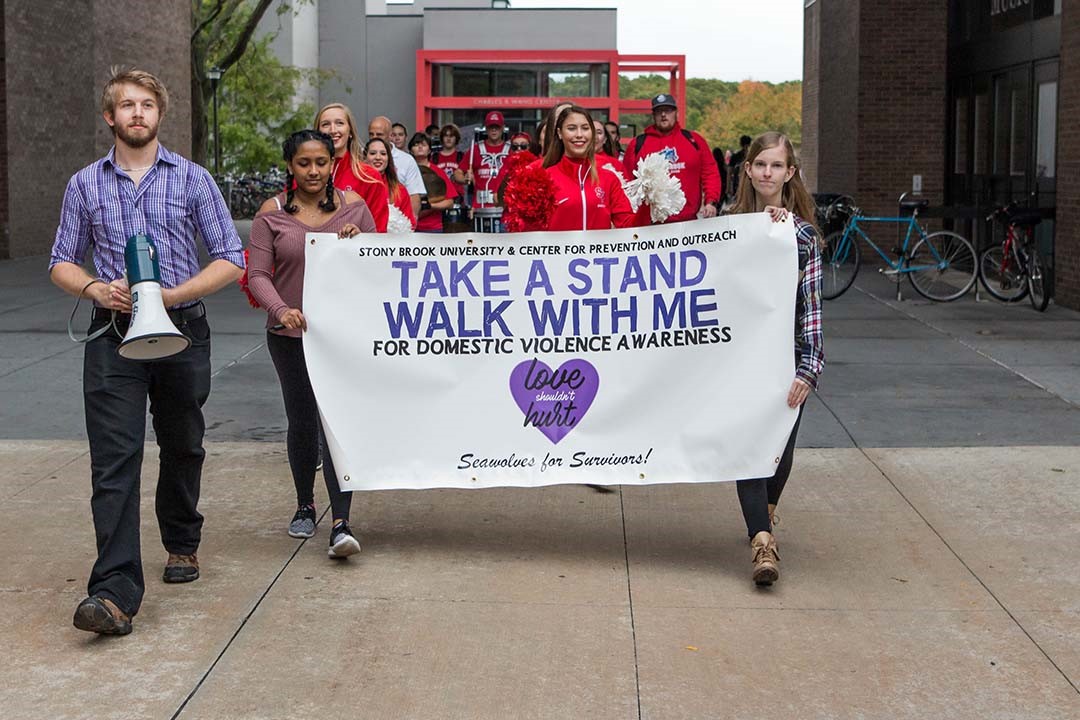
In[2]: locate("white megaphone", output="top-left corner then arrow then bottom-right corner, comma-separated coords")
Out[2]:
117,233 -> 191,361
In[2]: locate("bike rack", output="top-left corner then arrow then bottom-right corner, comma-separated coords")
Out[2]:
895,192 -> 918,302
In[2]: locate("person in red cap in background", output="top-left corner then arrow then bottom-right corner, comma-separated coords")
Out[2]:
622,93 -> 721,225
454,110 -> 510,213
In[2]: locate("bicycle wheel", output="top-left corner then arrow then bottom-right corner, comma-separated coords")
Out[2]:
978,245 -> 1028,302
907,231 -> 977,302
820,230 -> 860,300
1027,249 -> 1050,311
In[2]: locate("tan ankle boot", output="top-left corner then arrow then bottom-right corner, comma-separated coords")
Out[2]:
750,531 -> 780,586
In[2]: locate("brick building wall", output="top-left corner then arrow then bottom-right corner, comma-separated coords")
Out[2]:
0,8 -> 7,258
816,0 -> 860,198
805,3 -> 1078,310
801,0 -> 943,214
1057,0 -> 1080,309
801,3 -> 819,192
855,1 -> 946,217
2,0 -> 191,259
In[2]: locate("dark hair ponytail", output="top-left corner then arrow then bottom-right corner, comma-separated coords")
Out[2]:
281,128 -> 337,214
284,171 -> 298,214
321,173 -> 337,212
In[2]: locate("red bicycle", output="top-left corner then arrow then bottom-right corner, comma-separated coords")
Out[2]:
977,203 -> 1050,311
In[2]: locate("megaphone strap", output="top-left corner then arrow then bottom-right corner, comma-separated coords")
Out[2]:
67,278 -> 118,345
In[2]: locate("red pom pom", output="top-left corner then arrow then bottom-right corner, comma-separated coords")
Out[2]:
502,163 -> 556,233
237,248 -> 262,309
503,150 -> 538,175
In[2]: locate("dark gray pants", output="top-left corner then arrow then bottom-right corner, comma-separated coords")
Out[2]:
265,332 -> 352,522
82,314 -> 211,616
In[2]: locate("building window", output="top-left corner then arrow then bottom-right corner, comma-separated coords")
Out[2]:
433,63 -> 609,98
973,91 -> 988,175
954,96 -> 968,174
993,76 -> 1008,175
1036,81 -> 1057,178
1010,88 -> 1028,177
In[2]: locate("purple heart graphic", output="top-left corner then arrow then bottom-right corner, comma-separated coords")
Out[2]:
509,358 -> 599,444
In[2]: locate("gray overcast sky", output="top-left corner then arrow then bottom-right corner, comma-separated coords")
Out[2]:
510,0 -> 805,82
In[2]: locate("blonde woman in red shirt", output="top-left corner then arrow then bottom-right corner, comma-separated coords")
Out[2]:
314,103 -> 389,233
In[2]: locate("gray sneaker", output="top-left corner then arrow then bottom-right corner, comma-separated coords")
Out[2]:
288,504 -> 317,538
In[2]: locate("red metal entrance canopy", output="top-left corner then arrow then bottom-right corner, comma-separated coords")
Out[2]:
415,49 -> 686,132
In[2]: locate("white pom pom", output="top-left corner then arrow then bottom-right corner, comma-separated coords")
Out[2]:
386,204 -> 413,234
624,153 -> 686,223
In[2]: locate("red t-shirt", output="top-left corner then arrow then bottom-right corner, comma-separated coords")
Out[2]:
435,148 -> 467,197
462,140 -> 510,208
416,164 -> 459,232
332,152 -> 389,232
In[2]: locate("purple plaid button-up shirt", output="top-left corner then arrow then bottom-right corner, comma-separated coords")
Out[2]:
50,144 -> 244,304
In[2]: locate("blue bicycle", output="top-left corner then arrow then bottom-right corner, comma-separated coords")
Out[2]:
820,197 -> 977,302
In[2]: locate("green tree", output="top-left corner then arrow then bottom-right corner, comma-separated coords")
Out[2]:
699,80 -> 802,152
618,74 -> 741,136
216,35 -> 322,173
618,74 -> 669,101
191,0 -> 277,168
685,78 -> 739,131
192,1 -> 334,173
547,74 -> 591,97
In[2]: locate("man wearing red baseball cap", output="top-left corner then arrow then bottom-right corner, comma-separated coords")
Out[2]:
455,110 -> 510,211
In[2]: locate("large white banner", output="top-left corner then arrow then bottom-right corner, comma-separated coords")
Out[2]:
303,215 -> 799,491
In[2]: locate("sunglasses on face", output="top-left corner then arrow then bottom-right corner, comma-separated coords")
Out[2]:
511,143 -> 530,150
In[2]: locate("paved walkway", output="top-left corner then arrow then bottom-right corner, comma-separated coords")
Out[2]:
1,253 -> 1078,718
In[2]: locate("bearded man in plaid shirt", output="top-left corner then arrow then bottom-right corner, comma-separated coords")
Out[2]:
49,69 -> 244,636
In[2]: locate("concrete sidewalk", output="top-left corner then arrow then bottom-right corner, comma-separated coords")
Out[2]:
1,254 -> 1078,718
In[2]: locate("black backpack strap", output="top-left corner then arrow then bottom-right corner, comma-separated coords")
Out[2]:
681,129 -> 698,150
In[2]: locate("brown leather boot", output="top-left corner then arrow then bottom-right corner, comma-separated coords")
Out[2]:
73,596 -> 132,635
163,553 -> 199,583
750,531 -> 780,586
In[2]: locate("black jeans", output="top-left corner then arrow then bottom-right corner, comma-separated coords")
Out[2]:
265,332 -> 352,522
82,313 -> 211,617
737,404 -> 803,539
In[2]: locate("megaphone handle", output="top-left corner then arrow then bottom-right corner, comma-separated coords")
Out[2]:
67,278 -> 118,344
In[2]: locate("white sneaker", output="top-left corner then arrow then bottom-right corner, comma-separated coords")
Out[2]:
328,521 -> 361,558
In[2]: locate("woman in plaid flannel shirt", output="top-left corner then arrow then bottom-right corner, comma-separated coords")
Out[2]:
727,131 -> 824,587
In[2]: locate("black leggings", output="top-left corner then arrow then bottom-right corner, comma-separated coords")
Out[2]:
265,332 -> 352,521
737,405 -> 802,538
